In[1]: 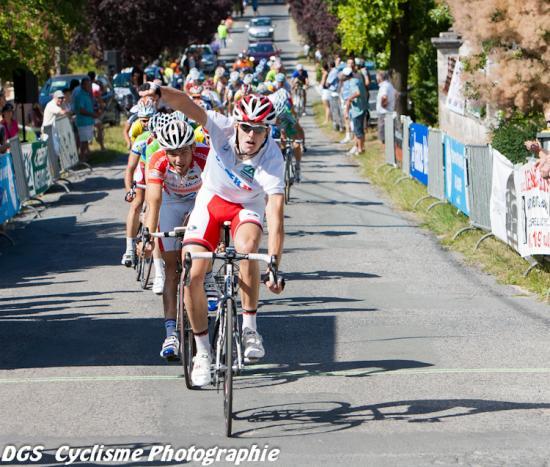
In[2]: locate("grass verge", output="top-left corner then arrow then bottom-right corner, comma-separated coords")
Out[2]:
312,101 -> 550,301
88,122 -> 128,166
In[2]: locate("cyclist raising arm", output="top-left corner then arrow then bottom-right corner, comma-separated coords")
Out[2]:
141,84 -> 285,387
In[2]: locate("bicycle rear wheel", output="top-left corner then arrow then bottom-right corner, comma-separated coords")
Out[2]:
223,297 -> 235,437
178,277 -> 196,389
140,255 -> 153,289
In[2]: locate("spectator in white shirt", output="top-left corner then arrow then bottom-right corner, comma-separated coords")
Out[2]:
41,90 -> 67,133
376,70 -> 396,142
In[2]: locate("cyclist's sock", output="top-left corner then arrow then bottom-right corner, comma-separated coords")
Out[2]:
194,329 -> 210,355
154,258 -> 165,278
165,319 -> 177,338
126,237 -> 136,253
242,309 -> 257,332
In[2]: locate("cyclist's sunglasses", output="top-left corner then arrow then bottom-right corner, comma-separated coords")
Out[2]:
239,123 -> 268,134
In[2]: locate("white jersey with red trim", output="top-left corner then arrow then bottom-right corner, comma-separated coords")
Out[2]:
147,144 -> 209,201
202,110 -> 284,205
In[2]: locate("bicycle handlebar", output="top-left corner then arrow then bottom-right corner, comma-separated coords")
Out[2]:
184,251 -> 282,287
142,226 -> 187,243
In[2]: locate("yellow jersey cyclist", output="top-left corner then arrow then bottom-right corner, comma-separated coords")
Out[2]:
121,100 -> 157,269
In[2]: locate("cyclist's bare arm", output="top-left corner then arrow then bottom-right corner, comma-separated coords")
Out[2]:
266,193 -> 285,267
142,86 -> 207,127
123,120 -> 132,148
145,182 -> 162,234
125,152 -> 140,192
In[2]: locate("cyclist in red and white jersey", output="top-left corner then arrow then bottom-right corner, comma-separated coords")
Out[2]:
141,85 -> 285,386
144,119 -> 209,360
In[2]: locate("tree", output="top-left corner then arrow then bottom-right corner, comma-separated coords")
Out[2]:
446,0 -> 549,113
288,0 -> 340,54
0,0 -> 85,80
336,0 -> 451,119
82,0 -> 233,66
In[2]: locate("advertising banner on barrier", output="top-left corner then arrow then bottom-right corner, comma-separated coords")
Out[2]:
394,119 -> 403,166
490,149 -> 518,250
54,116 -> 80,170
409,123 -> 429,186
21,142 -> 36,198
514,161 -> 550,257
20,141 -> 52,197
444,134 -> 469,215
0,153 -> 21,224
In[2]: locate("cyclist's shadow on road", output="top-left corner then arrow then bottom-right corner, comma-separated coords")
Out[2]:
231,398 -> 550,438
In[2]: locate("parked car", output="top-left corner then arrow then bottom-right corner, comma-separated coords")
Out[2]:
39,74 -> 120,126
112,68 -> 140,113
246,42 -> 281,62
246,17 -> 274,42
182,44 -> 218,73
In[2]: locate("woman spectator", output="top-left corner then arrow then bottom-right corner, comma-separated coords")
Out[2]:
1,103 -> 19,140
319,62 -> 332,125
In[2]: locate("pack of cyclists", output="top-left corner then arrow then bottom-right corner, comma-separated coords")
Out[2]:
120,58 -> 307,386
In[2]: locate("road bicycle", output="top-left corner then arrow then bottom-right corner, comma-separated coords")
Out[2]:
275,138 -> 303,204
293,82 -> 306,117
182,222 -> 281,437
143,226 -> 193,373
128,182 -> 153,290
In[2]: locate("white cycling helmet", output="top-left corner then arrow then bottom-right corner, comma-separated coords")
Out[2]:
275,73 -> 286,83
232,94 -> 277,125
230,71 -> 240,83
268,89 -> 289,116
149,112 -> 168,134
243,74 -> 253,85
132,101 -> 156,118
156,120 -> 195,150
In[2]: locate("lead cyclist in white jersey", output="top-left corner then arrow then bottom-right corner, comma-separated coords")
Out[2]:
141,84 -> 285,387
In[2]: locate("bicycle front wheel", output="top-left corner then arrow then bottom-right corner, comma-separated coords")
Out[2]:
140,256 -> 153,289
223,297 -> 236,437
178,276 -> 196,389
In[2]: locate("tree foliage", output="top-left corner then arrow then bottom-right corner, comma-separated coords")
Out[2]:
287,0 -> 340,54
446,0 -> 549,113
83,0 -> 233,65
0,0 -> 85,80
335,0 -> 451,119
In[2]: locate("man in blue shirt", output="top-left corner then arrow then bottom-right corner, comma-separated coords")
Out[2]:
342,67 -> 368,155
73,78 -> 99,162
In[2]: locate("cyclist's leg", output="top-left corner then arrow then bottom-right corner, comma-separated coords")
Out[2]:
232,210 -> 265,360
122,188 -> 144,265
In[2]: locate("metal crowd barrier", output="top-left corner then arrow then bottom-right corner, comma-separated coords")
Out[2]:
384,112 -> 396,167
395,115 -> 412,184
425,128 -> 445,211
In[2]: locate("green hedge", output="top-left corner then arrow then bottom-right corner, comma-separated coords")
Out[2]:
491,113 -> 545,164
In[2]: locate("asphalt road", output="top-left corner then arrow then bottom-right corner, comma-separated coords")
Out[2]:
1,3 -> 550,467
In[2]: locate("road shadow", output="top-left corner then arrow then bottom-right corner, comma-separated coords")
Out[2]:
232,398 -> 550,438
286,229 -> 357,237
0,216 -> 125,290
302,200 -> 383,207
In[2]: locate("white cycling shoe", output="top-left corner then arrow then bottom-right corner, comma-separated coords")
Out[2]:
121,251 -> 134,267
152,275 -> 164,295
191,352 -> 212,387
242,328 -> 265,362
160,335 -> 179,361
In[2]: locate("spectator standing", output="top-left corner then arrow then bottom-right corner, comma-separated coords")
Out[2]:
251,0 -> 259,16
0,87 -> 6,110
29,103 -> 43,138
73,77 -> 98,162
233,0 -> 244,17
41,90 -> 67,133
225,15 -> 234,31
342,67 -> 368,155
376,70 -> 396,142
319,62 -> 332,125
217,20 -> 229,48
88,71 -> 105,151
1,103 -> 19,140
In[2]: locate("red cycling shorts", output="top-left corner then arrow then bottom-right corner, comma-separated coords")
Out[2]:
183,190 -> 264,251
